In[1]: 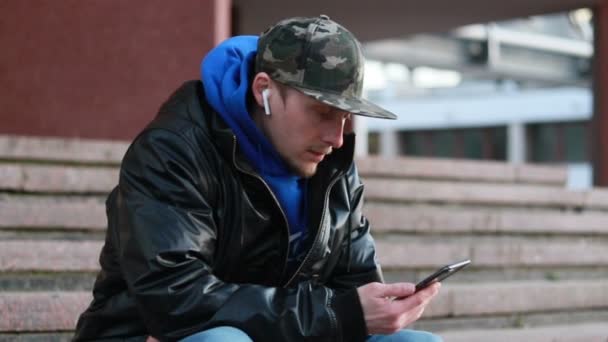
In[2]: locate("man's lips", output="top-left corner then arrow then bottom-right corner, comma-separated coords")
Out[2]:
308,150 -> 328,162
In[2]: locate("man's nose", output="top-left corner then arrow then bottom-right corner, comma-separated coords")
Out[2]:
322,119 -> 345,149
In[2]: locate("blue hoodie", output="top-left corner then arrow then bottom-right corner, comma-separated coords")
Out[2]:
201,36 -> 309,273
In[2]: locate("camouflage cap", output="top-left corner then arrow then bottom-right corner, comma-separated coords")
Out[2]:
255,15 -> 397,120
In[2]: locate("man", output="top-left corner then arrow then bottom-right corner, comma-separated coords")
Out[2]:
73,15 -> 442,342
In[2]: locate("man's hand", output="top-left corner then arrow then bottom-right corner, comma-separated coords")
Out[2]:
356,282 -> 441,335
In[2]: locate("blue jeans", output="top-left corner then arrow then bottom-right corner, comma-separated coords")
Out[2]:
179,326 -> 443,342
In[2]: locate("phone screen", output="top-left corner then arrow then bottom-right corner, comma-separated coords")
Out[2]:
415,259 -> 471,292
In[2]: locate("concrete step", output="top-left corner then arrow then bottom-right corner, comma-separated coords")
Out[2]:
0,240 -> 102,272
0,195 -> 106,230
375,237 -> 608,269
0,272 -> 96,291
364,178 -> 608,210
0,333 -> 74,342
414,309 -> 608,333
356,155 -> 568,186
0,135 -> 127,165
0,162 -> 578,201
383,265 -> 608,284
1,280 -> 606,333
0,163 -> 117,194
438,322 -> 608,342
365,203 -> 608,235
2,238 -> 606,274
0,291 -> 91,332
0,135 -> 569,187
425,280 -> 608,318
8,194 -> 608,235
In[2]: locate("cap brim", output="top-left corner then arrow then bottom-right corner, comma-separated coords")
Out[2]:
292,86 -> 398,120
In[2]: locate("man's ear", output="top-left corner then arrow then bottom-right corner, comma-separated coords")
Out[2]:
251,72 -> 272,109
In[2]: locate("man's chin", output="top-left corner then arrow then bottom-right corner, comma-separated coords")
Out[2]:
289,161 -> 318,178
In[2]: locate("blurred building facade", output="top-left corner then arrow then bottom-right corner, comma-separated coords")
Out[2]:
1,0 -> 608,186
0,0 -> 231,140
359,12 -> 595,188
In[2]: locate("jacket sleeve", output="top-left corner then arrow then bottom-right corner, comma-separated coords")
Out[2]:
326,163 -> 384,340
326,162 -> 384,290
114,128 -> 357,341
322,163 -> 385,340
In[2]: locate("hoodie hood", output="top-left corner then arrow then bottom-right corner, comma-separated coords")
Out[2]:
201,36 -> 309,272
201,35 -> 292,177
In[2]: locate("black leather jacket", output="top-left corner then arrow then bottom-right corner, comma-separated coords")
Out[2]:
73,81 -> 383,342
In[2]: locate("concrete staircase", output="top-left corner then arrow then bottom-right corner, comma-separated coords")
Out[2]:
0,135 -> 124,341
357,156 -> 608,341
1,135 -> 607,341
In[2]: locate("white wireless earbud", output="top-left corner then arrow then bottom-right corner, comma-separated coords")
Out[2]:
262,88 -> 271,115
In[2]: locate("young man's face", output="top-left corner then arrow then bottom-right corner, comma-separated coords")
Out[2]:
258,83 -> 350,178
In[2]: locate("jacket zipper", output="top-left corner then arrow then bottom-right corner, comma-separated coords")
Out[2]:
284,172 -> 343,288
230,136 -> 291,281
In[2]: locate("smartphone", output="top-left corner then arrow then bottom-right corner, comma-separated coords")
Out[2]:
415,259 -> 471,292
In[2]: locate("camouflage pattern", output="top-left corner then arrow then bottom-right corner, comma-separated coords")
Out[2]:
255,15 -> 397,120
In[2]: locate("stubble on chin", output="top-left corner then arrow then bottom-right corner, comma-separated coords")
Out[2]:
287,159 -> 318,178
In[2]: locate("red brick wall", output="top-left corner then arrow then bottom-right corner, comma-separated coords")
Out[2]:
593,0 -> 608,186
0,0 -> 230,140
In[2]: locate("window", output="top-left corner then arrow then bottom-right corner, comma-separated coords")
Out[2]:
528,121 -> 589,163
398,126 -> 507,160
368,132 -> 380,155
